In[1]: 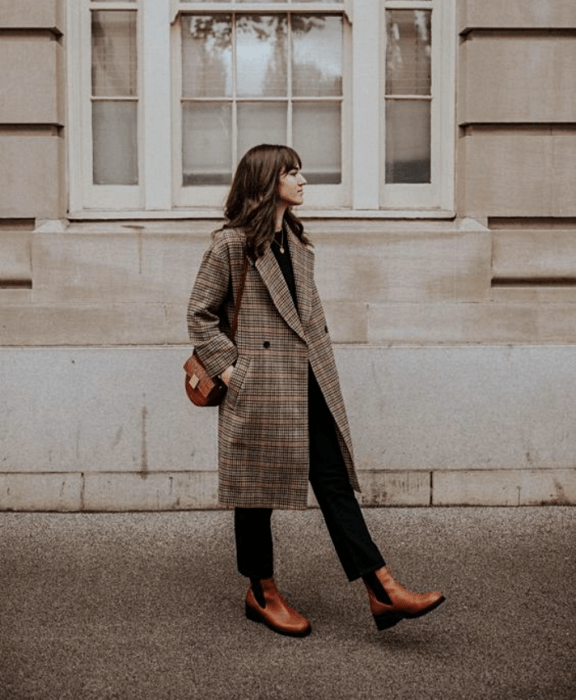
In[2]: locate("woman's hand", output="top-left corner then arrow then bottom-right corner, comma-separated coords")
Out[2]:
220,365 -> 235,386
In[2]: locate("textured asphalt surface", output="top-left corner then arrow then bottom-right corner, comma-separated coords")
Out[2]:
1,507 -> 575,700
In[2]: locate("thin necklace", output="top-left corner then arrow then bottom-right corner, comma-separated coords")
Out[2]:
275,225 -> 286,254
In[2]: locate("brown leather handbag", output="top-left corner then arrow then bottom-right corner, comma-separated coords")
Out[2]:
184,256 -> 248,407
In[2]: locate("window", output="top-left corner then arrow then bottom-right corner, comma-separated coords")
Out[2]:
176,7 -> 348,208
380,0 -> 455,210
68,0 -> 455,216
91,9 -> 138,187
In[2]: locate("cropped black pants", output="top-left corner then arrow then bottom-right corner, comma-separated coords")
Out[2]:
235,368 -> 385,582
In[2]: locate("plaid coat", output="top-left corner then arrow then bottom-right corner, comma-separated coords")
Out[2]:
187,227 -> 359,509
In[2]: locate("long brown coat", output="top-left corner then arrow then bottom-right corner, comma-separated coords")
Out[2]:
187,227 -> 359,509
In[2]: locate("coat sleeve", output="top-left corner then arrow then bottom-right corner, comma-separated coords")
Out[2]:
187,240 -> 238,379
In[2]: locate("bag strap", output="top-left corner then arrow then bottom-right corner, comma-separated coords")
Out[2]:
230,255 -> 248,342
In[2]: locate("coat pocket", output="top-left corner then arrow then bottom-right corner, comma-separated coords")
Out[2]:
225,355 -> 251,412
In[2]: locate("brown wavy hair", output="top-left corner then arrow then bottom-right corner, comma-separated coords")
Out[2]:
222,144 -> 311,259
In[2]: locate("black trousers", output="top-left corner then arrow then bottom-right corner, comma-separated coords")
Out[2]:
235,367 -> 385,583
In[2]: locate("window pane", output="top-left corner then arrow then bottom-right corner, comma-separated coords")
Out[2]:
385,99 -> 430,183
386,10 -> 431,97
238,103 -> 287,159
237,15 -> 287,97
92,101 -> 138,185
293,102 -> 341,184
183,103 -> 232,185
182,15 -> 232,98
292,15 -> 342,97
91,11 -> 137,97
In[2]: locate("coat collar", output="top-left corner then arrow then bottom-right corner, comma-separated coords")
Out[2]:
255,229 -> 314,341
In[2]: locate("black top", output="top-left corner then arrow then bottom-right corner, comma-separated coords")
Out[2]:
271,234 -> 298,312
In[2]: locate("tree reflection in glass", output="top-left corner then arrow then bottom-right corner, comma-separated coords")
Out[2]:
182,13 -> 343,185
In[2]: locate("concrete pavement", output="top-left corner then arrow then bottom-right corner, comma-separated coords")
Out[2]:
1,507 -> 574,699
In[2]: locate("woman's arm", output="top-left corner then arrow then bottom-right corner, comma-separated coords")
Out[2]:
187,242 -> 239,379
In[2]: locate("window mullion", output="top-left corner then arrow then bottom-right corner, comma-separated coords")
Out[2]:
232,13 -> 238,169
287,12 -> 293,146
143,0 -> 172,209
352,0 -> 380,209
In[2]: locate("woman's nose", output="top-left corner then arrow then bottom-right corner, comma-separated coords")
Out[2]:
298,173 -> 307,185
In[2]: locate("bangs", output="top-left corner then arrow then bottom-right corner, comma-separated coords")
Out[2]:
277,146 -> 302,174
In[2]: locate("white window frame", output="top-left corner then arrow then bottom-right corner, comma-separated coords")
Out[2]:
378,0 -> 455,211
67,0 -> 455,218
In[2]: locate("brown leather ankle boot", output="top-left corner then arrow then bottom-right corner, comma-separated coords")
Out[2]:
245,577 -> 311,637
365,567 -> 445,631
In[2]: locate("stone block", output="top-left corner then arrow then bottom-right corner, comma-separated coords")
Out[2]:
433,469 -> 576,506
83,472 -> 219,511
356,471 -> 431,506
492,229 -> 576,280
0,347 -> 218,474
0,473 -> 82,511
518,468 -> 576,505
433,470 -> 523,506
159,232 -> 212,304
0,135 -> 63,218
491,287 -> 576,304
165,303 -> 191,345
459,0 -> 576,32
459,129 -> 576,218
553,132 -> 576,217
0,303 -> 171,345
0,0 -> 63,31
0,39 -> 63,124
32,232 -> 165,304
312,222 -> 491,303
368,302 -> 576,344
338,344 -> 576,473
0,288 -> 31,303
459,37 -> 576,124
0,231 -> 31,281
323,301 -> 368,343
32,225 -> 212,307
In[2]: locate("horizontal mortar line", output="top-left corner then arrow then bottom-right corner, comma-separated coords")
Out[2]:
0,280 -> 32,289
461,28 -> 576,38
461,123 -> 576,132
0,220 -> 35,231
0,471 -> 214,477
489,217 -> 576,230
0,28 -> 62,39
492,277 -> 576,287
0,125 -> 63,136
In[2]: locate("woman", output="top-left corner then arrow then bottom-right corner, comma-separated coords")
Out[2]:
187,144 -> 444,637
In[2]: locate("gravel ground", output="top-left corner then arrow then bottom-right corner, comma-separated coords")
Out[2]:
1,507 -> 574,700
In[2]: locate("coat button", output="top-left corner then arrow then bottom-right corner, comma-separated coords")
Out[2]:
324,325 -> 329,333
263,341 -> 271,349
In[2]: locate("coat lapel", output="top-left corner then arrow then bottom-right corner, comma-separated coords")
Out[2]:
288,230 -> 314,328
255,243 -> 306,341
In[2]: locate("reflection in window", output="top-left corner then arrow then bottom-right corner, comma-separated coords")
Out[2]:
385,10 -> 431,184
91,10 -> 138,185
237,15 -> 287,97
181,13 -> 343,186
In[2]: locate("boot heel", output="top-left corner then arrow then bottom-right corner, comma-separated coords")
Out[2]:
245,602 -> 263,625
373,611 -> 403,631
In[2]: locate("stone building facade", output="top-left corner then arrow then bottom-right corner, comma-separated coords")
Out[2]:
1,0 -> 575,510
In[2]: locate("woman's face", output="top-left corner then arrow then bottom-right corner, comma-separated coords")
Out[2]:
277,166 -> 307,207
